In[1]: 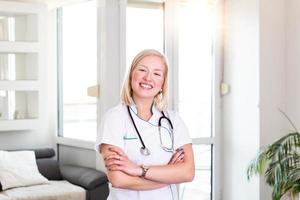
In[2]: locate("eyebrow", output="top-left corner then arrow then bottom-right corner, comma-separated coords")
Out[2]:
138,64 -> 164,72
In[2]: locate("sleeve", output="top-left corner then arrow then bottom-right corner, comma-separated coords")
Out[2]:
171,111 -> 192,150
95,109 -> 125,153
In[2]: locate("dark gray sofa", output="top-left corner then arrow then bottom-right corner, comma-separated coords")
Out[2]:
1,148 -> 109,200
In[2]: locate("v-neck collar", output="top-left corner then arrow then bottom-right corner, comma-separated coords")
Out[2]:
128,103 -> 160,124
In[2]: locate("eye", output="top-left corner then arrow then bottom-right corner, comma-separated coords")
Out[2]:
138,68 -> 145,72
154,73 -> 162,76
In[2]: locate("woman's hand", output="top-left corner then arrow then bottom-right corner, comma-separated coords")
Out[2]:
168,148 -> 185,165
104,146 -> 142,177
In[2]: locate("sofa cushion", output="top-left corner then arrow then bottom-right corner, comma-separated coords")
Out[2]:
60,165 -> 108,190
0,150 -> 49,190
10,148 -> 55,159
36,158 -> 62,180
33,148 -> 55,159
0,193 -> 10,200
0,180 -> 85,200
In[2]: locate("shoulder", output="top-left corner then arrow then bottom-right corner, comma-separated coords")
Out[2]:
164,109 -> 186,126
104,104 -> 127,121
164,109 -> 179,120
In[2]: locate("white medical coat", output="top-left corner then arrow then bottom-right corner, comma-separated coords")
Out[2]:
96,104 -> 191,200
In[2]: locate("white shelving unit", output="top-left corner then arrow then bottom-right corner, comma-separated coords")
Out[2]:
0,1 -> 46,131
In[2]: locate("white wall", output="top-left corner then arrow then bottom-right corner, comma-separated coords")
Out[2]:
222,0 -> 260,199
0,129 -> 54,150
259,0 -> 286,146
286,0 -> 300,131
259,0 -> 286,199
223,0 -> 299,200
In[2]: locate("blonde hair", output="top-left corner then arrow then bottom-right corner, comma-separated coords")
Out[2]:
121,49 -> 169,111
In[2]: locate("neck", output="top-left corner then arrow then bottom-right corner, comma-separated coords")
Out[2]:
132,96 -> 154,120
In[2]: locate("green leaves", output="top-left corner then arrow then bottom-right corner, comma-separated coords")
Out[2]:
247,148 -> 268,180
247,132 -> 300,200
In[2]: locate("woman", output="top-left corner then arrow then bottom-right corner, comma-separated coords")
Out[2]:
96,49 -> 195,200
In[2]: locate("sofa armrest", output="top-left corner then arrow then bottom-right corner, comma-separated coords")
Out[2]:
60,164 -> 108,190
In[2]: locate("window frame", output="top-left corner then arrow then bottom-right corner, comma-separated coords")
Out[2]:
57,7 -> 63,138
56,1 -> 98,149
56,1 -> 223,199
164,1 -> 222,199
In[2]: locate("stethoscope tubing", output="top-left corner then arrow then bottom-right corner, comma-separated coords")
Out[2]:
127,106 -> 148,151
127,105 -> 174,155
158,112 -> 173,130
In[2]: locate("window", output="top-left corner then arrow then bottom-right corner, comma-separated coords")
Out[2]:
126,2 -> 164,68
177,1 -> 217,199
126,1 -> 219,199
57,0 -> 97,141
57,1 -> 221,198
179,145 -> 212,199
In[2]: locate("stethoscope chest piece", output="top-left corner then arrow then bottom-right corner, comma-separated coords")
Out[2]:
140,147 -> 151,156
127,105 -> 173,156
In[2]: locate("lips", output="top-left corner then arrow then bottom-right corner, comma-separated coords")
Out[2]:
140,83 -> 153,89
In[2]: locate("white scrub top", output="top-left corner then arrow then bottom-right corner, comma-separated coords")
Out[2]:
96,104 -> 191,200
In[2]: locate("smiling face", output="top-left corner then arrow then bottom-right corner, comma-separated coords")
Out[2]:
131,55 -> 166,104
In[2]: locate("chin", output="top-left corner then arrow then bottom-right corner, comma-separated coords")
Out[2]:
134,93 -> 156,100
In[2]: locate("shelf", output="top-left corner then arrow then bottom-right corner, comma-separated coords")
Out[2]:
0,80 -> 41,91
0,1 -> 45,131
0,1 -> 45,43
0,1 -> 45,14
0,119 -> 41,131
0,52 -> 38,80
0,41 -> 40,53
0,90 -> 39,121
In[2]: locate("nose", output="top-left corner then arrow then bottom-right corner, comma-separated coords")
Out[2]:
144,72 -> 152,81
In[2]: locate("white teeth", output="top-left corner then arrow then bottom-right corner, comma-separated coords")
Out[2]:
140,83 -> 153,89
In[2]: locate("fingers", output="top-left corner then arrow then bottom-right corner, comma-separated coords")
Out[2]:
104,146 -> 127,162
103,146 -> 131,173
104,154 -> 125,170
108,147 -> 125,157
105,158 -> 122,168
103,146 -> 151,177
107,163 -> 123,171
104,156 -> 134,174
169,148 -> 185,164
176,148 -> 183,152
104,153 -> 127,171
104,154 -> 123,161
176,152 -> 185,163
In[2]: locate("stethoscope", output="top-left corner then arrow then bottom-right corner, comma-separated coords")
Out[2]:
127,105 -> 174,156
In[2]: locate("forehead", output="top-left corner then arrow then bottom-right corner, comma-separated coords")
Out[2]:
137,55 -> 165,70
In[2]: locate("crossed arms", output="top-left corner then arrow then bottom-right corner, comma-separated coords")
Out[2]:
100,143 -> 195,190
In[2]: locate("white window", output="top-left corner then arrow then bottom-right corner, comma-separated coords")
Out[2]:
177,1 -> 216,199
57,0 -> 97,142
126,2 -> 164,68
57,1 -> 221,199
126,1 -> 220,199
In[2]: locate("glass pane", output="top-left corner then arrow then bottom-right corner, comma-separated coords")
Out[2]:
0,53 -> 38,80
179,145 -> 212,200
0,90 -> 38,120
0,14 -> 37,41
60,1 -> 97,141
126,2 -> 164,68
178,1 -> 215,138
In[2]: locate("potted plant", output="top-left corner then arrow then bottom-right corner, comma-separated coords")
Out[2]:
247,115 -> 300,200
